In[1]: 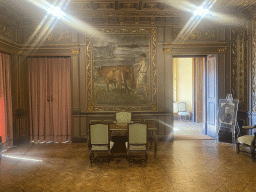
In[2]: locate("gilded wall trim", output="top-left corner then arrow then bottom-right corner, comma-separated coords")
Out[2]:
86,28 -> 157,112
231,27 -> 248,112
163,48 -> 172,53
71,49 -> 80,55
252,20 -> 256,112
26,29 -> 72,44
172,27 -> 218,41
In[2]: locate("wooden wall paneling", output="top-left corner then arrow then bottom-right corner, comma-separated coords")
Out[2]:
18,56 -> 29,111
80,116 -> 87,136
79,45 -> 87,113
10,55 -> 19,110
165,27 -> 172,43
72,31 -> 78,43
73,116 -> 80,137
71,54 -> 80,111
164,115 -> 172,138
157,27 -> 164,43
219,26 -> 226,42
158,115 -> 165,135
157,43 -> 165,111
218,53 -> 226,99
164,53 -> 172,112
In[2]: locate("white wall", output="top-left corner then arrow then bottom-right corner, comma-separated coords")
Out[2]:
173,58 -> 193,113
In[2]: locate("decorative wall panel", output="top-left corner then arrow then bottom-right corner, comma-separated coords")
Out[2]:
86,28 -> 157,112
231,27 -> 248,112
0,20 -> 12,39
252,20 -> 256,112
26,29 -> 72,44
172,27 -> 217,42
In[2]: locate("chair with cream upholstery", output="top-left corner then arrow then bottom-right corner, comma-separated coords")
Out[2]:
126,123 -> 148,166
88,123 -> 111,165
178,102 -> 190,121
236,125 -> 256,161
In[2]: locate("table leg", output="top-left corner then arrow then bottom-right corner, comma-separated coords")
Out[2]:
153,132 -> 158,159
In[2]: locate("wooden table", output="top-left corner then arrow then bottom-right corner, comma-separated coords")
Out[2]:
109,123 -> 158,158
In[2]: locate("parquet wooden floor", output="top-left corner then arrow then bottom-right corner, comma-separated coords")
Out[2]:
1,140 -> 255,192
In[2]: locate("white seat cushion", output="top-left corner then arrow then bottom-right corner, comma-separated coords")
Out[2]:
110,141 -> 114,149
91,145 -> 108,151
237,135 -> 254,145
178,112 -> 190,116
129,145 -> 147,151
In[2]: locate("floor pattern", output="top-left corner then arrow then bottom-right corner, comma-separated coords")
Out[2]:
174,120 -> 204,136
1,140 -> 256,192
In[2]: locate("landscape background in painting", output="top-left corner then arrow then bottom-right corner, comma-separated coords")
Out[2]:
91,34 -> 152,106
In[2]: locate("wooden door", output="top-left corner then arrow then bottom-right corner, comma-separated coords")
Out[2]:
206,55 -> 218,138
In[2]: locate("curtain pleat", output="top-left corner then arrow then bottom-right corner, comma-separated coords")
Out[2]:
0,52 -> 13,148
28,57 -> 71,143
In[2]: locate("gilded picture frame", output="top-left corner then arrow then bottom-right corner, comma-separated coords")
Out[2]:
86,28 -> 157,112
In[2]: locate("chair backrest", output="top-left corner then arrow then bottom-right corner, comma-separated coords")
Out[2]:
116,112 -> 132,123
178,102 -> 187,112
89,124 -> 109,145
128,123 -> 147,145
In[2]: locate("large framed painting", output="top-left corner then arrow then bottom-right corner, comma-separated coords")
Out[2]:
86,28 -> 157,112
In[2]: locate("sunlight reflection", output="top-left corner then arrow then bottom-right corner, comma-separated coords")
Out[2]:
2,155 -> 43,162
22,0 -> 104,53
165,0 -> 245,43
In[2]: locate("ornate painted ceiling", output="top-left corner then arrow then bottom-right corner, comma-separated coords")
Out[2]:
0,0 -> 255,28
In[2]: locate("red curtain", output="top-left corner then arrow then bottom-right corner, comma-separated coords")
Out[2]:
0,52 -> 13,147
28,57 -> 71,143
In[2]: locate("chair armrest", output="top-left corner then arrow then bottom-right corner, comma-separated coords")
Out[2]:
242,126 -> 256,129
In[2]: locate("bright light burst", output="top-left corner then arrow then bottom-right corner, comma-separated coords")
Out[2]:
165,0 -> 246,43
193,6 -> 209,16
22,0 -> 102,52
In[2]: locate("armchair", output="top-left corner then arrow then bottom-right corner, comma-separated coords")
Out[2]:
88,123 -> 111,165
178,102 -> 190,121
126,123 -> 148,166
236,125 -> 256,161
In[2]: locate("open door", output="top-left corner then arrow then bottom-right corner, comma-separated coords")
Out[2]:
206,55 -> 218,138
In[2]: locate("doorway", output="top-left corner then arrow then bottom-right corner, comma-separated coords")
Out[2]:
173,56 -> 206,137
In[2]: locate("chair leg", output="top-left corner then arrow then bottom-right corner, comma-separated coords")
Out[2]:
251,145 -> 255,161
89,152 -> 93,166
236,142 -> 240,153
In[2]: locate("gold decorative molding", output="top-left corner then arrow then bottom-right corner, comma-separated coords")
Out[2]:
217,47 -> 227,53
231,27 -> 248,112
252,21 -> 256,112
71,49 -> 79,55
172,28 -> 218,41
86,28 -> 157,112
163,48 -> 172,53
26,29 -> 72,43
